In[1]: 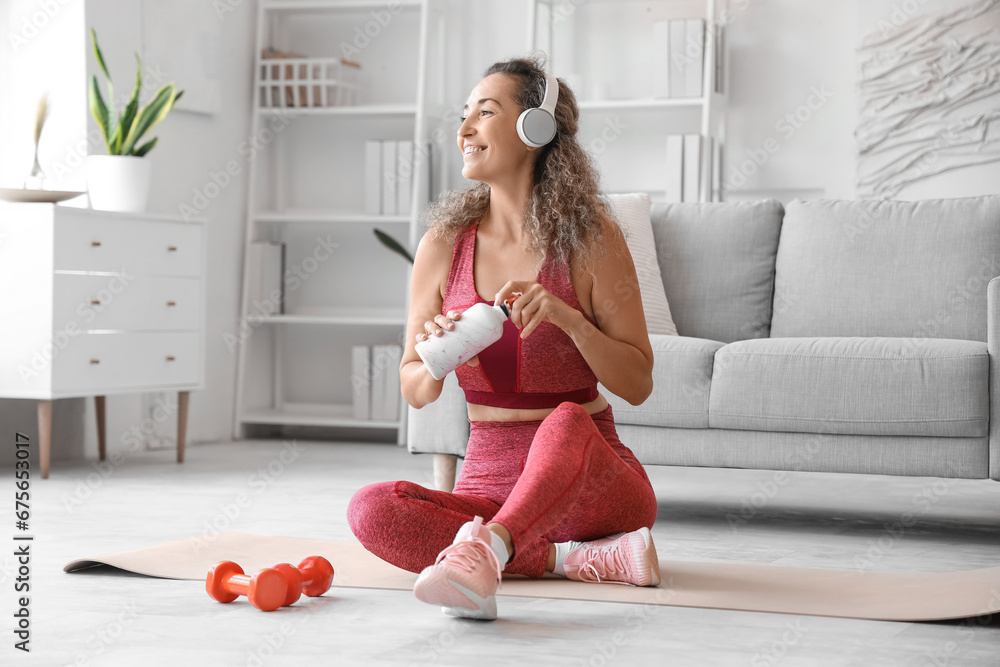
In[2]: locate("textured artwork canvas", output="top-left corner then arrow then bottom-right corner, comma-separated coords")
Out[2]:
856,0 -> 1000,198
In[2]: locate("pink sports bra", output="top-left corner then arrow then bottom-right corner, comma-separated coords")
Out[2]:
440,220 -> 600,409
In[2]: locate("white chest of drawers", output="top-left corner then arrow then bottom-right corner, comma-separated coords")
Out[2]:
0,203 -> 207,477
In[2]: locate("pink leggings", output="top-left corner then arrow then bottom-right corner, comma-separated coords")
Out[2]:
347,402 -> 658,579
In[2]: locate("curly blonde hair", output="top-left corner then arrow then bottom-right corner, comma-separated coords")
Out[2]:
422,54 -> 612,272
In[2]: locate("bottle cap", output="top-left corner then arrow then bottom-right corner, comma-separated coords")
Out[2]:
497,302 -> 510,317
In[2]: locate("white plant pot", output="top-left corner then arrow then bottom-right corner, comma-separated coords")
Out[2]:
86,155 -> 152,213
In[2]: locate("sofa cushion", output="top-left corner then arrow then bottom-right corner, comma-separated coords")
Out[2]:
770,196 -> 1000,341
650,200 -> 784,343
708,337 -> 989,437
606,193 -> 677,335
602,334 -> 725,428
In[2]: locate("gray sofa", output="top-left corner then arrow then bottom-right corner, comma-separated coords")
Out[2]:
407,195 -> 1000,491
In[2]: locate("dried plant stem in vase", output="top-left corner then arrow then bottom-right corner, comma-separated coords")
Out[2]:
25,93 -> 49,189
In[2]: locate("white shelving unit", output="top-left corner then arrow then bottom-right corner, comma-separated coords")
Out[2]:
528,0 -> 728,203
233,0 -> 445,441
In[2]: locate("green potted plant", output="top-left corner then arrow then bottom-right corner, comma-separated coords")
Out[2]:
86,28 -> 183,212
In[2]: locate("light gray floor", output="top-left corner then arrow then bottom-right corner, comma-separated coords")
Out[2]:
3,438 -> 999,666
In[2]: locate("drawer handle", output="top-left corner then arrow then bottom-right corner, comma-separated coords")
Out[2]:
166,356 -> 176,362
167,246 -> 178,252
90,359 -> 100,365
90,299 -> 101,305
91,241 -> 102,247
166,301 -> 177,307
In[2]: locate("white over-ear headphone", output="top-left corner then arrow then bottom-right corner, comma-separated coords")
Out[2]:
516,72 -> 559,148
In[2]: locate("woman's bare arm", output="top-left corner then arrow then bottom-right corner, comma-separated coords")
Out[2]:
399,230 -> 454,409
565,220 -> 654,405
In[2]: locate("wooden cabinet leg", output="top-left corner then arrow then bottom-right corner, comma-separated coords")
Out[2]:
433,454 -> 457,493
95,395 -> 106,461
37,401 -> 52,479
177,391 -> 189,464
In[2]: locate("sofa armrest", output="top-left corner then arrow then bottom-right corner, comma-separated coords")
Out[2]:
988,276 -> 1000,480
406,372 -> 469,457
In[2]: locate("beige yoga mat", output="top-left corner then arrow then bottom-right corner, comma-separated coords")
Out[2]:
63,531 -> 1000,622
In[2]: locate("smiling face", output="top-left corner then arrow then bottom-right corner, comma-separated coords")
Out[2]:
457,73 -> 539,185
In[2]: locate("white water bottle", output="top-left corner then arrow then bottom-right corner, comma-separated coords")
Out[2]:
415,302 -> 511,380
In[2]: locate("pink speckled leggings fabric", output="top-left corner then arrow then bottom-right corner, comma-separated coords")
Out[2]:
347,402 -> 658,579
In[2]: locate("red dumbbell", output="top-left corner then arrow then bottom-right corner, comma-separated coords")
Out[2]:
205,561 -> 287,612
272,556 -> 335,607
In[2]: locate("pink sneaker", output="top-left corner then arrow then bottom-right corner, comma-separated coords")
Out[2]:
413,516 -> 503,620
563,527 -> 661,587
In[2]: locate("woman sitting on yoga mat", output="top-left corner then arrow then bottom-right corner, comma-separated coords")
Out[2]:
347,54 -> 659,620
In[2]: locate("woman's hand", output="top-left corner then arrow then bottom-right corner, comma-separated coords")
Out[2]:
415,310 -> 480,368
494,281 -> 580,339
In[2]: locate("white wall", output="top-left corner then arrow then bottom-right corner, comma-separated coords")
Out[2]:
0,0 -> 87,191
724,0 -> 860,201
435,0 -> 533,196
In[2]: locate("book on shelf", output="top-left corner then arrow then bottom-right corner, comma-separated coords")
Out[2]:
353,343 -> 403,422
423,140 -> 433,207
684,19 -> 705,98
711,137 -> 722,202
652,20 -> 671,98
715,23 -> 725,95
365,140 -> 381,215
683,133 -> 702,203
669,20 -> 687,99
351,345 -> 371,420
665,133 -> 705,203
249,240 -> 285,315
665,135 -> 684,203
365,139 -> 423,218
369,343 -> 403,421
396,140 -> 413,216
381,141 -> 397,216
369,344 -> 387,420
654,18 -> 707,99
248,243 -> 263,304
382,344 -> 403,422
